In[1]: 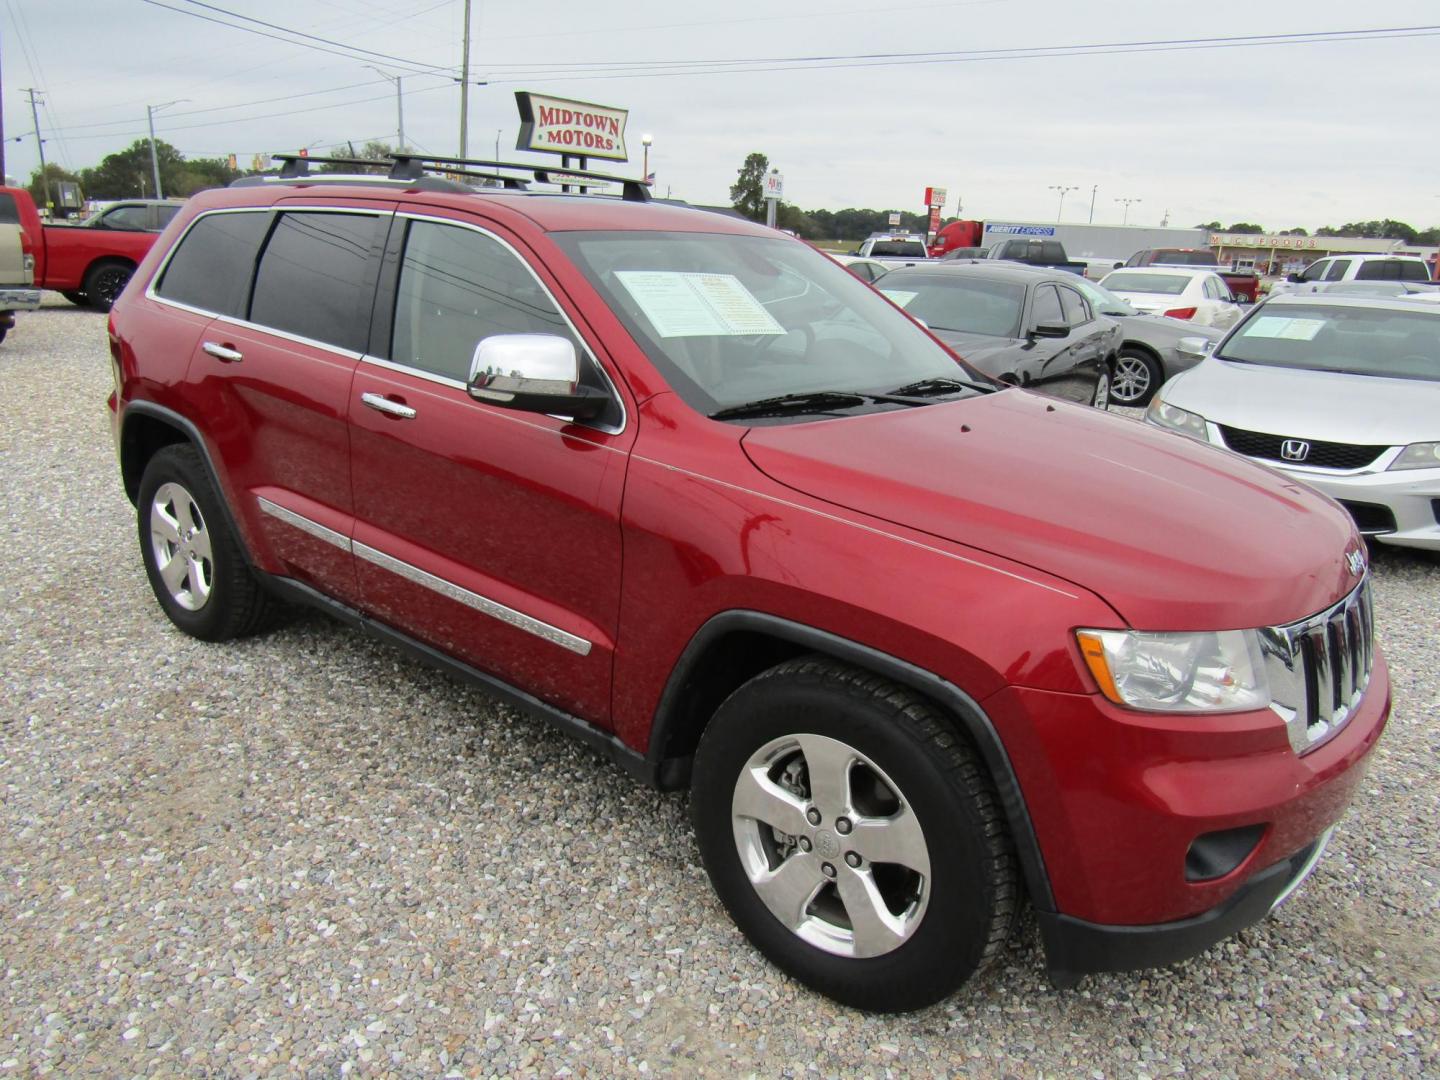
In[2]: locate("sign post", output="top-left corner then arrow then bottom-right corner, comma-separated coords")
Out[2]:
764,169 -> 784,229
923,186 -> 947,246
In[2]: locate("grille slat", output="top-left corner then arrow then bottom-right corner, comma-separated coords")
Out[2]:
1263,578 -> 1374,754
1218,425 -> 1388,471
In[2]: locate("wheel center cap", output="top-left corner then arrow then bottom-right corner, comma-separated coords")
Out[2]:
814,829 -> 841,860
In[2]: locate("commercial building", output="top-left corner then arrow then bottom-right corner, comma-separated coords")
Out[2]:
1209,232 -> 1440,277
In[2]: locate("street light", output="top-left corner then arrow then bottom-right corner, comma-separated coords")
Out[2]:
146,99 -> 188,199
641,133 -> 653,183
452,75 -> 489,157
1049,184 -> 1078,222
366,66 -> 405,151
1115,197 -> 1142,225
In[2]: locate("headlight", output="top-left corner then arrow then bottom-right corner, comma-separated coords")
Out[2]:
1144,396 -> 1208,440
1388,442 -> 1440,471
1076,628 -> 1270,713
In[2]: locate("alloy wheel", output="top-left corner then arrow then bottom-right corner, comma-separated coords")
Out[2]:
149,481 -> 214,611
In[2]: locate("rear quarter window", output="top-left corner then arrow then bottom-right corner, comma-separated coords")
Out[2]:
0,193 -> 18,225
155,210 -> 272,318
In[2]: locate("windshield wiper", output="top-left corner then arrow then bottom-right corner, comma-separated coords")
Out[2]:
885,375 -> 995,397
709,389 -> 925,421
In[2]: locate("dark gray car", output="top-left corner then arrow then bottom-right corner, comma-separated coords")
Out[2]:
877,262 -> 1121,408
1069,276 -> 1225,406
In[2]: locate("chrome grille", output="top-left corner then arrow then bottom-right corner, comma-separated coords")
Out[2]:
1259,578 -> 1374,754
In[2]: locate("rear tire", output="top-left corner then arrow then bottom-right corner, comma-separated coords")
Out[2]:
61,290 -> 89,306
691,657 -> 1018,1012
82,260 -> 134,312
137,445 -> 273,642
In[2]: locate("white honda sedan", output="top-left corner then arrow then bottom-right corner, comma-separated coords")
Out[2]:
1144,294 -> 1440,551
1099,267 -> 1243,329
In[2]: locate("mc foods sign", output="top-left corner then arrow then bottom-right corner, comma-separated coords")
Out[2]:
515,92 -> 629,162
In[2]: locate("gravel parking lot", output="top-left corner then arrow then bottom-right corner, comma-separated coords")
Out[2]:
1,296 -> 1437,1078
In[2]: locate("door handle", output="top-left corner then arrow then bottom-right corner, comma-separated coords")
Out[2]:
202,341 -> 243,363
361,392 -> 417,420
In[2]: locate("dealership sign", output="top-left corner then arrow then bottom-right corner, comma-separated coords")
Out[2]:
515,92 -> 629,161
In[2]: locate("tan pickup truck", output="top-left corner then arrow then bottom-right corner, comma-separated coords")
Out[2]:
0,190 -> 43,343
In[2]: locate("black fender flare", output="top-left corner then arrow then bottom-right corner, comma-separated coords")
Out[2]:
648,610 -> 1055,912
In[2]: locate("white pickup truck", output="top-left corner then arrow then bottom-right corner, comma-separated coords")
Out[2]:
1268,253 -> 1436,298
852,232 -> 930,264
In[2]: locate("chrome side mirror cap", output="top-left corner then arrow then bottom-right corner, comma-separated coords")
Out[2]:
467,334 -> 608,420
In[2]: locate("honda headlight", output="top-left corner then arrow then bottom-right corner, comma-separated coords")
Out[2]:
1144,396 -> 1208,441
1076,628 -> 1270,713
1389,442 -> 1440,471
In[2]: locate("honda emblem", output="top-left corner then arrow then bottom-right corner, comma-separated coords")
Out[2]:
1280,439 -> 1311,462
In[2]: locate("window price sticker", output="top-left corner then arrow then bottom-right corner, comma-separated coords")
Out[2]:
616,272 -> 786,338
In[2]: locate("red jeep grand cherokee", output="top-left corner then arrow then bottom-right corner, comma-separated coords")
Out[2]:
106,157 -> 1388,1012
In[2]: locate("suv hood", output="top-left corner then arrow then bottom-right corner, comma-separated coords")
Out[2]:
741,390 -> 1359,630
1165,358 -> 1440,445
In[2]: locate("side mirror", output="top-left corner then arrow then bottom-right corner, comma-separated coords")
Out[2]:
1031,322 -> 1070,339
467,334 -> 609,420
1287,273 -> 1303,283
1176,336 -> 1213,360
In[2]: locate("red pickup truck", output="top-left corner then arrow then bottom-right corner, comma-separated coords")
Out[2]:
107,159 -> 1387,1011
0,187 -> 182,311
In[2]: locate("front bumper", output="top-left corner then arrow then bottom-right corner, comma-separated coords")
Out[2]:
1039,829 -> 1332,985
1277,463 -> 1440,552
0,287 -> 41,312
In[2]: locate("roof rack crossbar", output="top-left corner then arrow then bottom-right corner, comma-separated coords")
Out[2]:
390,153 -> 651,202
271,153 -> 393,179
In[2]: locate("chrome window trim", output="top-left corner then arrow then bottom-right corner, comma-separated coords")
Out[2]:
352,541 -> 592,656
258,497 -> 352,551
390,210 -> 627,437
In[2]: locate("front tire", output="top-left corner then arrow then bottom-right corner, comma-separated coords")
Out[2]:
1090,366 -> 1112,410
61,290 -> 89,306
1111,348 -> 1162,406
691,657 -> 1018,1012
137,445 -> 272,642
82,260 -> 134,312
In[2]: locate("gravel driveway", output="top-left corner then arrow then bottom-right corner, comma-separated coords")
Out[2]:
1,296 -> 1436,1077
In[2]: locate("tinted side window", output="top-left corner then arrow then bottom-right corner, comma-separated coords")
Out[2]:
1058,286 -> 1089,326
251,211 -> 380,352
1299,260 -> 1329,282
1355,260 -> 1392,281
1399,261 -> 1430,282
155,211 -> 271,317
390,219 -> 576,382
157,205 -> 182,228
1032,285 -> 1063,326
0,193 -> 18,225
1323,259 -> 1351,281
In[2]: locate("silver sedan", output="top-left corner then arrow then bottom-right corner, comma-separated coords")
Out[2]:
1069,277 -> 1224,405
1145,294 -> 1440,551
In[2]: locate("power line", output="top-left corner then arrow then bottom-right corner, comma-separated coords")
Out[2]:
136,0 -> 456,76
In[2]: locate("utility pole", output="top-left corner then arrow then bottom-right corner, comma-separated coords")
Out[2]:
146,100 -> 186,200
23,88 -> 47,212
367,68 -> 405,150
1088,185 -> 1098,223
459,0 -> 472,157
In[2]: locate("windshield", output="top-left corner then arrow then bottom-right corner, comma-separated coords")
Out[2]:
1219,304 -> 1440,381
1070,276 -> 1136,316
1102,271 -> 1190,295
552,231 -> 983,416
876,274 -> 1026,337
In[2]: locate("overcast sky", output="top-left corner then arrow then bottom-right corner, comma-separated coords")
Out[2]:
4,0 -> 1437,232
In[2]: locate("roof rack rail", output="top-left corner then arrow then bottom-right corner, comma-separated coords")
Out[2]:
390,153 -> 651,202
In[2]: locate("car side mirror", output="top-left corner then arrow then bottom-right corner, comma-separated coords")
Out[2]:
1287,273 -> 1302,283
467,334 -> 609,420
1176,336 -> 1213,360
1031,322 -> 1070,339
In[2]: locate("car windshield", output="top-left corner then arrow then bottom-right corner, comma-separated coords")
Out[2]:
877,274 -> 1026,337
1218,304 -> 1440,381
552,230 -> 984,416
1070,276 -> 1136,316
1102,271 -> 1190,295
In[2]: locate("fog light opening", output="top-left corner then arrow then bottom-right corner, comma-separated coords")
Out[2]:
1185,824 -> 1266,883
